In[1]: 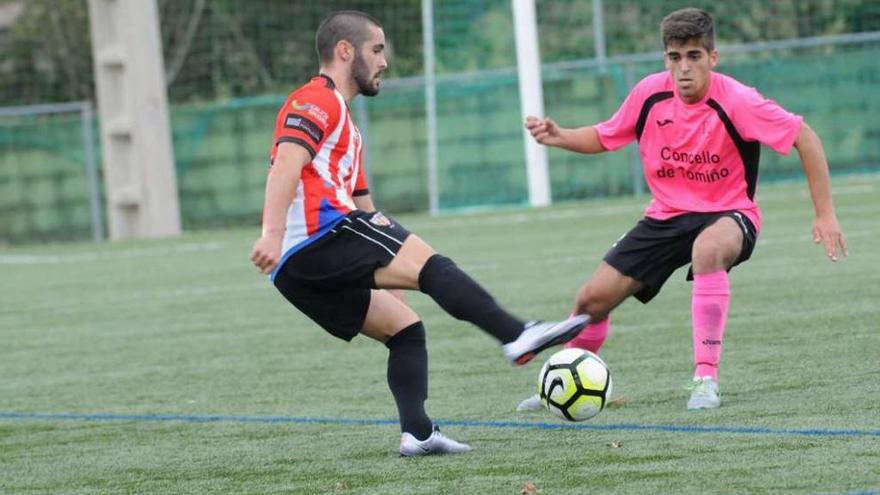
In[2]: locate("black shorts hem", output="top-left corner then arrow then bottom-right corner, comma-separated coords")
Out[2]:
601,254 -> 661,304
602,210 -> 757,304
273,210 -> 412,340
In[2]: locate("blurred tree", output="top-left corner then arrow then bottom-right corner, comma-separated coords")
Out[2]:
0,0 -> 93,105
1,0 -> 878,105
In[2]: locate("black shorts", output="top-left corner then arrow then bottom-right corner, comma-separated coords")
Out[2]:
273,210 -> 411,341
603,211 -> 757,304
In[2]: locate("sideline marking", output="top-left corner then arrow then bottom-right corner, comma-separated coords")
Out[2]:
0,242 -> 224,265
1,411 -> 878,438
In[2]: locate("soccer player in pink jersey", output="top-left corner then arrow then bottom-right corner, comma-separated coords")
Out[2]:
517,8 -> 847,411
249,11 -> 587,456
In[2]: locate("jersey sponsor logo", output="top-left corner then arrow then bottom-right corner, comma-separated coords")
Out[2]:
290,99 -> 330,126
660,146 -> 721,165
657,146 -> 729,183
656,165 -> 730,183
284,114 -> 324,143
656,118 -> 674,127
368,211 -> 393,227
702,339 -> 721,345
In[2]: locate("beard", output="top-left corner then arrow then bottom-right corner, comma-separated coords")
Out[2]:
353,52 -> 380,97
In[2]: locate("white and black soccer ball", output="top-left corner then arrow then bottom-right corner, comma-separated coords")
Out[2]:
538,348 -> 612,421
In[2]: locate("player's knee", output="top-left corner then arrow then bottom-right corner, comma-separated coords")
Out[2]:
692,239 -> 737,272
417,254 -> 488,320
417,253 -> 454,289
385,321 -> 426,350
375,256 -> 421,289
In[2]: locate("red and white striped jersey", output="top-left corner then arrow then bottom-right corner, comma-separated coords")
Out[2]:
268,75 -> 369,278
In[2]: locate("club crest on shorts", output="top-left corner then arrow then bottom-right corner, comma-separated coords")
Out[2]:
369,212 -> 392,227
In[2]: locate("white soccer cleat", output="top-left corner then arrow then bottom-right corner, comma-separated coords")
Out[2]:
687,376 -> 721,410
399,426 -> 472,457
502,315 -> 590,365
516,393 -> 544,412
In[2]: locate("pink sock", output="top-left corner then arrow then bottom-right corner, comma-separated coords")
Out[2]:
692,271 -> 730,381
564,316 -> 610,354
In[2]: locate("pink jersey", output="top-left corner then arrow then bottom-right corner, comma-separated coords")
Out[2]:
269,75 -> 368,279
595,71 -> 803,232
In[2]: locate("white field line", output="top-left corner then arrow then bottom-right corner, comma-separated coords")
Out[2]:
459,228 -> 874,274
412,203 -> 644,231
759,181 -> 877,201
414,180 -> 876,231
575,301 -> 878,337
2,226 -> 872,317
0,281 -> 270,316
1,178 -> 875,263
0,241 -> 225,265
756,228 -> 873,246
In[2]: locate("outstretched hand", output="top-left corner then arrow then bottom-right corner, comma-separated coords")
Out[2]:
525,115 -> 562,147
812,215 -> 848,262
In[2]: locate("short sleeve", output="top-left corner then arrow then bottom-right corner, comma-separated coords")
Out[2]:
276,90 -> 339,158
594,81 -> 649,151
732,86 -> 803,155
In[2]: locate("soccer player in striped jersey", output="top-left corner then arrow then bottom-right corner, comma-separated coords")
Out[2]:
250,10 -> 587,456
518,8 -> 847,412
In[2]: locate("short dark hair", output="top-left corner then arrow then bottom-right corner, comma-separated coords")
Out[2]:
661,8 -> 715,52
315,10 -> 382,64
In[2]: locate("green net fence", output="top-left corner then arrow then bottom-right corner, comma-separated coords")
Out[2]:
541,40 -> 880,201
1,0 -> 879,242
0,105 -> 100,243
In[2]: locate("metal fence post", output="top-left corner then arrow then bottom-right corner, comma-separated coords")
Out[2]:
513,0 -> 551,207
81,101 -> 105,241
593,0 -> 607,74
421,0 -> 440,214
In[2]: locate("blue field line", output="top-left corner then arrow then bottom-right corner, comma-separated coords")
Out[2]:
1,411 -> 879,438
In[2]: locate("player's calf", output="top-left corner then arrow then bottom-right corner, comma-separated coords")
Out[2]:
418,254 -> 525,343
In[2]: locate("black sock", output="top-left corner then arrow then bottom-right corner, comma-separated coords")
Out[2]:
385,322 -> 433,441
418,254 -> 524,344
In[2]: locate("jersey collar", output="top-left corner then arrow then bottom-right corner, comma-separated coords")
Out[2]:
317,74 -> 337,89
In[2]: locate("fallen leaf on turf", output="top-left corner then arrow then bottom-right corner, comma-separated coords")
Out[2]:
521,481 -> 541,494
607,395 -> 630,407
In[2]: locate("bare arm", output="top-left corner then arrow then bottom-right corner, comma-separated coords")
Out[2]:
353,194 -> 376,212
250,142 -> 310,274
793,122 -> 848,262
524,116 -> 605,154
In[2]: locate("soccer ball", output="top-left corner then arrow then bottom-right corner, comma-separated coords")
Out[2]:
538,348 -> 612,421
